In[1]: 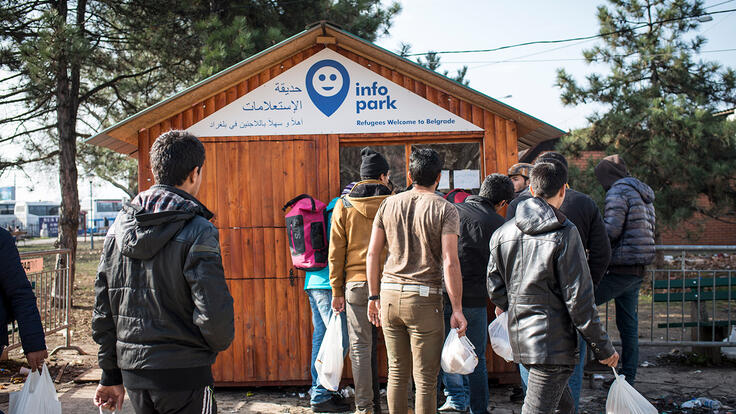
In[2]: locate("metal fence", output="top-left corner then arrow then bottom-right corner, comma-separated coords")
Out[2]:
602,245 -> 736,347
8,249 -> 85,355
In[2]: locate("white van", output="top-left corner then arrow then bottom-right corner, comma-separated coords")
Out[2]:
14,201 -> 60,236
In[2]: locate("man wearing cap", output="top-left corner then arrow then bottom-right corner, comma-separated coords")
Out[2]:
330,147 -> 393,414
507,163 -> 533,198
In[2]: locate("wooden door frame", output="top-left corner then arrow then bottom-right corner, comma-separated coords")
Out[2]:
334,131 -> 486,192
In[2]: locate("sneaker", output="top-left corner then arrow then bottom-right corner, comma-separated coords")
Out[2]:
311,396 -> 352,413
354,409 -> 372,414
437,400 -> 468,412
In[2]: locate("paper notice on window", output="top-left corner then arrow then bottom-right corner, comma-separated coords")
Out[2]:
439,170 -> 450,189
454,169 -> 480,189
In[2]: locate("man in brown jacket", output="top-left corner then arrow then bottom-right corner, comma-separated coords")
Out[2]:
330,148 -> 392,414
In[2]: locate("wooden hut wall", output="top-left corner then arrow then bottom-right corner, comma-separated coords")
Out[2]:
135,44 -> 519,385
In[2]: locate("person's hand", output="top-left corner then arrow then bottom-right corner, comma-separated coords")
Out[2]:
332,296 -> 345,313
600,351 -> 620,368
26,349 -> 48,372
494,307 -> 504,317
367,299 -> 381,327
94,384 -> 125,411
450,310 -> 467,336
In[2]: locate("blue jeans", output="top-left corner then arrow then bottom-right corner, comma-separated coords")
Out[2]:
440,305 -> 489,414
306,289 -> 348,404
566,335 -> 587,413
595,272 -> 642,385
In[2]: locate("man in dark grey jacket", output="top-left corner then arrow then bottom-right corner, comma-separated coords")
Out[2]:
488,162 -> 618,414
93,130 -> 235,413
594,154 -> 656,386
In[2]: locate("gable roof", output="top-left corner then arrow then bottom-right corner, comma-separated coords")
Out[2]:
87,22 -> 565,155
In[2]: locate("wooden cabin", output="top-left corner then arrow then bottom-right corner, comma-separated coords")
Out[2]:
88,22 -> 564,386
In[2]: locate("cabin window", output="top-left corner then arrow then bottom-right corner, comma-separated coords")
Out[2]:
339,145 -> 407,192
410,143 -> 482,193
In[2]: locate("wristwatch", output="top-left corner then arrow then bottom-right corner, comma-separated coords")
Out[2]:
368,295 -> 380,301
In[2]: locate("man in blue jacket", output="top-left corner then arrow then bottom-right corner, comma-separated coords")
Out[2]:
595,154 -> 656,386
0,228 -> 47,373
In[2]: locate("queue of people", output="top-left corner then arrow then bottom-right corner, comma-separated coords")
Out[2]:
309,147 -> 656,414
89,130 -> 656,414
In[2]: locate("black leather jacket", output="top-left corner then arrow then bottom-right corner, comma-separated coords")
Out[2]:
92,185 -> 234,385
487,197 -> 614,365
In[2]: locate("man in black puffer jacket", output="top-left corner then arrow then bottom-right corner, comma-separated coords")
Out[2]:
93,130 -> 234,413
594,154 -> 656,386
488,162 -> 618,414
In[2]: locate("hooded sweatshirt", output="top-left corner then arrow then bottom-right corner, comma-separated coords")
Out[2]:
92,185 -> 234,389
595,156 -> 657,270
329,180 -> 391,297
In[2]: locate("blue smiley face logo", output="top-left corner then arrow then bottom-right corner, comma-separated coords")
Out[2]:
306,59 -> 350,117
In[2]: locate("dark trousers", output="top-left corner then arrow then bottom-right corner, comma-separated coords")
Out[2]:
594,272 -> 642,385
522,365 -> 574,414
127,386 -> 217,414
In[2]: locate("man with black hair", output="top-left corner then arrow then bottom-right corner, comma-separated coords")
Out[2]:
506,152 -> 611,411
329,147 -> 392,414
488,162 -> 618,414
366,148 -> 467,414
439,174 -> 514,414
93,130 -> 234,413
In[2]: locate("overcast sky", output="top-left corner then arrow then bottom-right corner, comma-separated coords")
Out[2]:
2,0 -> 735,202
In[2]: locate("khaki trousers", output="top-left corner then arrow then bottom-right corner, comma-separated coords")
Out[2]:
380,289 -> 444,414
346,282 -> 380,411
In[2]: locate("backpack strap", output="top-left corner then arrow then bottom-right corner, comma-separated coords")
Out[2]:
341,196 -> 353,209
282,194 -> 316,212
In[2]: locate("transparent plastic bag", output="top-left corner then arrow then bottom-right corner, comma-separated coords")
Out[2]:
315,313 -> 344,391
441,328 -> 478,375
9,363 -> 62,414
488,312 -> 513,362
605,367 -> 657,414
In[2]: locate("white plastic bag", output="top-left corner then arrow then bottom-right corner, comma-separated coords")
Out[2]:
441,328 -> 478,375
9,363 -> 62,414
488,312 -> 513,362
605,367 -> 657,414
315,313 -> 344,391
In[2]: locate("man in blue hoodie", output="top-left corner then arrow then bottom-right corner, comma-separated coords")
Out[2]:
595,154 -> 656,386
93,130 -> 234,413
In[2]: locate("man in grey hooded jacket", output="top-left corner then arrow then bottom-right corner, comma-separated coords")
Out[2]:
594,154 -> 656,386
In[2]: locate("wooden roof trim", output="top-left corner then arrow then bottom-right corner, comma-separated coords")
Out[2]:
89,29 -> 323,146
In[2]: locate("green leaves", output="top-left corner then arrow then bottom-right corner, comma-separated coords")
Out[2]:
557,0 -> 736,230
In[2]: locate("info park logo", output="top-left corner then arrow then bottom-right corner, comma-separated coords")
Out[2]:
305,59 -> 397,117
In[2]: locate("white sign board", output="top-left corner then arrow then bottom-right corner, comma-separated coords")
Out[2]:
187,48 -> 482,137
454,169 -> 480,189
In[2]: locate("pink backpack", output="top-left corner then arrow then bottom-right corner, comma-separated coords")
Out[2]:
282,194 -> 328,271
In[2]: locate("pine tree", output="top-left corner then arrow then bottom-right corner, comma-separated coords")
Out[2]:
556,0 -> 736,227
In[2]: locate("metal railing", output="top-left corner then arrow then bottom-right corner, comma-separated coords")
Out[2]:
603,245 -> 736,347
8,249 -> 86,355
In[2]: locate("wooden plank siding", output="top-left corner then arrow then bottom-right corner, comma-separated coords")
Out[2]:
134,43 -> 518,386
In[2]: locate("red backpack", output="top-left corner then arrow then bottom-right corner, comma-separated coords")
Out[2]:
444,188 -> 471,203
282,194 -> 328,271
